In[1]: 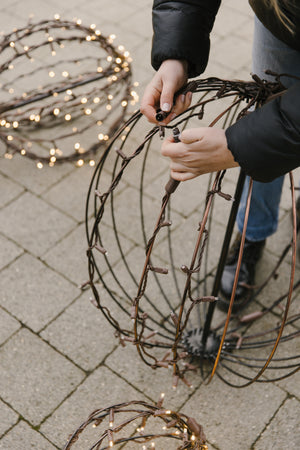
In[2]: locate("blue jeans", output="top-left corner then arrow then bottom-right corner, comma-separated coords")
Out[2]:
236,17 -> 300,242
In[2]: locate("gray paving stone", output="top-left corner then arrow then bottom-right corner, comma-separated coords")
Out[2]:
42,164 -> 96,222
41,292 -> 117,371
226,0 -> 256,16
43,220 -> 134,286
182,375 -> 286,450
42,222 -> 89,286
149,172 -> 212,219
109,185 -> 163,245
86,0 -> 136,25
210,34 -> 252,73
0,10 -> 25,35
106,344 -> 203,412
0,420 -> 57,450
0,308 -> 20,345
0,253 -> 79,332
254,251 -> 293,311
0,400 -> 18,438
0,153 -> 73,196
3,0 -> 65,22
169,209 -> 229,277
66,6 -> 119,40
234,13 -> 255,41
0,328 -> 85,426
0,191 -> 75,257
280,169 -> 300,212
0,234 -> 23,271
255,397 -> 300,449
266,213 -> 294,258
121,8 -> 152,40
40,366 -> 142,448
0,173 -> 24,209
276,358 -> 300,400
204,60 -> 236,80
213,3 -> 251,38
45,0 -> 80,13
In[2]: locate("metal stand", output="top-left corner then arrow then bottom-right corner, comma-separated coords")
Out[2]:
199,170 -> 246,355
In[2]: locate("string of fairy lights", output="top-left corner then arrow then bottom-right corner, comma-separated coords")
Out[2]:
64,395 -> 208,449
85,75 -> 300,388
0,15 -> 138,168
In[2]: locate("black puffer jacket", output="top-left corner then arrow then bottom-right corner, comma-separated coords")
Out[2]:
151,0 -> 300,182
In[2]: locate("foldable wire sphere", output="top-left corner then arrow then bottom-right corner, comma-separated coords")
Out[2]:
0,18 -> 134,166
64,397 -> 207,449
85,76 -> 300,388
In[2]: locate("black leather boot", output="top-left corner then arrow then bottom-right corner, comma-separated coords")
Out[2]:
217,233 -> 266,312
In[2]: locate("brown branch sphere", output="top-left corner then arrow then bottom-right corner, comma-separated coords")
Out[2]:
85,76 -> 300,388
64,397 -> 208,449
0,17 -> 135,167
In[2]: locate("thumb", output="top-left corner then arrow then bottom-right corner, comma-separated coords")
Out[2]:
180,128 -> 206,144
160,81 -> 176,112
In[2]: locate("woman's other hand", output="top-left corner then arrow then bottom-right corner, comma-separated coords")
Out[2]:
161,127 -> 239,181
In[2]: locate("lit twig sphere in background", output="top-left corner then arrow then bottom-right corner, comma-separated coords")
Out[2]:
85,76 -> 300,388
0,16 -> 136,168
64,396 -> 207,449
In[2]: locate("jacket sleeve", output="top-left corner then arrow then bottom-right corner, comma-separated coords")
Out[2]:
151,0 -> 221,78
225,81 -> 300,183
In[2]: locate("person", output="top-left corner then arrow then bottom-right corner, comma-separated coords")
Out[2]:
140,0 -> 300,311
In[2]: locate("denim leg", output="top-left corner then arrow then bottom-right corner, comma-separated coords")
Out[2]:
236,17 -> 300,242
237,176 -> 284,241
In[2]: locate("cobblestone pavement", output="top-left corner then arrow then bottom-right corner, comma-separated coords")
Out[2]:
0,0 -> 299,449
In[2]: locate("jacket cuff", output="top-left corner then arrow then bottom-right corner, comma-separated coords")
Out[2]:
225,83 -> 300,182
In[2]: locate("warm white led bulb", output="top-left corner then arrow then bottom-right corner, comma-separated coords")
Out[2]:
76,159 -> 84,167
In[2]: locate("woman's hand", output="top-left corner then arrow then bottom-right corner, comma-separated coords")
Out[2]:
140,59 -> 192,124
162,127 -> 239,181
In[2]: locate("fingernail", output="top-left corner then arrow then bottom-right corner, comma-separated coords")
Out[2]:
180,94 -> 185,103
169,112 -> 177,121
162,103 -> 171,112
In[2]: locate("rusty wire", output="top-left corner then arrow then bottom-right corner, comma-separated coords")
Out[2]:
85,75 -> 300,388
64,397 -> 207,449
0,18 -> 134,166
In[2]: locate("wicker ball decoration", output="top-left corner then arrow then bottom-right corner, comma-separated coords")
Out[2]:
85,76 -> 300,388
64,397 -> 207,449
0,17 -> 136,167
